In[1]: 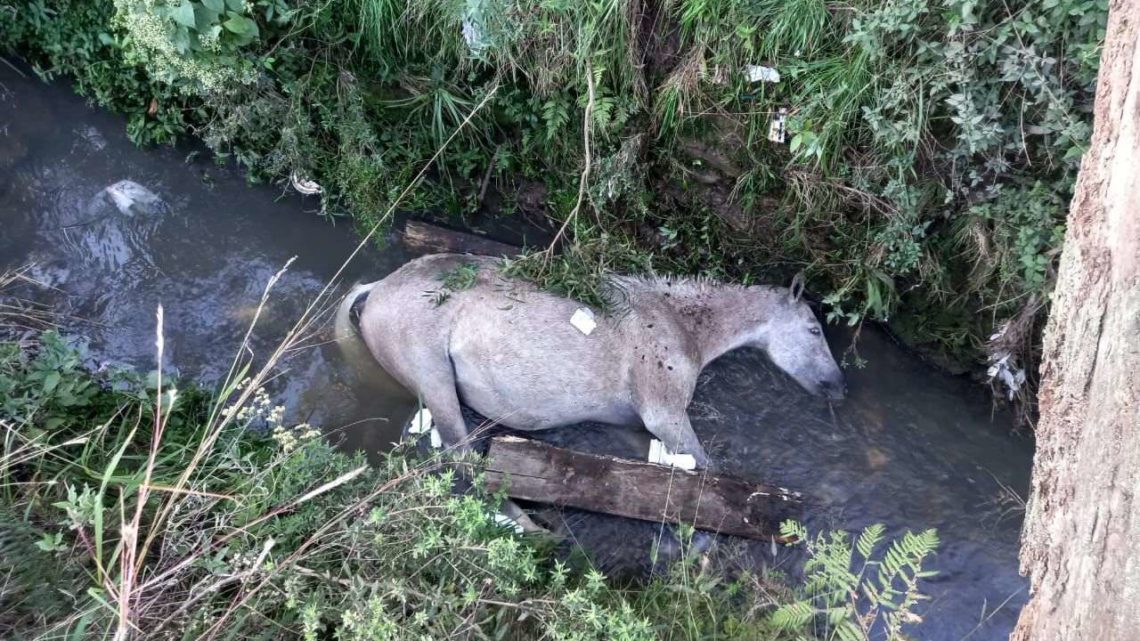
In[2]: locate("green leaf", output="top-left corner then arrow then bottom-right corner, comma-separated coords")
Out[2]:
202,0 -> 225,11
195,3 -> 221,30
224,0 -> 245,11
856,523 -> 885,559
43,370 -> 61,393
171,24 -> 193,53
169,0 -> 197,28
223,15 -> 259,38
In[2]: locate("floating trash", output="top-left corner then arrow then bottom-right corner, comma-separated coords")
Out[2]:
290,171 -> 323,196
103,180 -> 164,216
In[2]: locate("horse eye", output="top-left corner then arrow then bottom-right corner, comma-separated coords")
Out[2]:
809,327 -> 821,336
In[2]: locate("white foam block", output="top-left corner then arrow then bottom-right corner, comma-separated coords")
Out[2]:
492,512 -> 525,534
407,407 -> 434,434
746,65 -> 780,83
570,308 -> 597,335
647,439 -> 697,470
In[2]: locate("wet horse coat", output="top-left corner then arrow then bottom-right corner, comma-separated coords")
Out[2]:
339,253 -> 845,469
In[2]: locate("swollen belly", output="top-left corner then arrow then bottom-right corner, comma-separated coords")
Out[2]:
452,362 -> 636,429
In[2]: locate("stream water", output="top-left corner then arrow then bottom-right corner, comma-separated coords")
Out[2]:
0,65 -> 1033,641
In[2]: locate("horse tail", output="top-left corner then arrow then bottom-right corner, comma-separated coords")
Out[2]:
334,282 -> 376,366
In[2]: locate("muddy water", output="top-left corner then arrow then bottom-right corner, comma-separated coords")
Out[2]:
0,66 -> 1032,641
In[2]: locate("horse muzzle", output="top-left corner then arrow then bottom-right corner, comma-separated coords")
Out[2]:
817,377 -> 847,401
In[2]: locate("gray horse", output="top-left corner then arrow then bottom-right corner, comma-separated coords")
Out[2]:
337,253 -> 844,470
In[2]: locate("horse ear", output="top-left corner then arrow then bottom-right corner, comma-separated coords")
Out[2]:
789,272 -> 805,303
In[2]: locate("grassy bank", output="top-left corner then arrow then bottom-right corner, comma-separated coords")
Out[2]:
0,1 -> 1105,401
0,325 -> 939,640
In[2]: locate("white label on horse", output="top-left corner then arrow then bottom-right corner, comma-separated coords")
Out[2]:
570,308 -> 597,335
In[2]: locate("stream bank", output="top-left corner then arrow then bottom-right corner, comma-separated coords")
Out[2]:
0,64 -> 1033,641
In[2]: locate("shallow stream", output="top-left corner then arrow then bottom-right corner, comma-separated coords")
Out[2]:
0,66 -> 1033,641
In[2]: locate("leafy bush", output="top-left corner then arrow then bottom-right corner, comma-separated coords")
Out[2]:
111,0 -> 290,93
1,0 -> 191,145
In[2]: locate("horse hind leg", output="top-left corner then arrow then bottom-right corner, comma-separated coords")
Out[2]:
411,363 -> 473,452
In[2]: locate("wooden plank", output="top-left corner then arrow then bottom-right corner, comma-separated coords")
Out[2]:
485,436 -> 803,541
402,220 -> 520,257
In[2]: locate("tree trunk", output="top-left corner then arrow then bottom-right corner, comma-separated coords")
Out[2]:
1012,2 -> 1140,639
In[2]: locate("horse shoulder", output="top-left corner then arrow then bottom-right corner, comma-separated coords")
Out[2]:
623,305 -> 701,412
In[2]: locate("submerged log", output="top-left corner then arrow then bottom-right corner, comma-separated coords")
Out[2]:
484,436 -> 803,541
402,220 -> 520,257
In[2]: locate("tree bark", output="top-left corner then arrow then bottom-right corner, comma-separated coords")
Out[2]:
1012,2 -> 1140,639
402,220 -> 520,257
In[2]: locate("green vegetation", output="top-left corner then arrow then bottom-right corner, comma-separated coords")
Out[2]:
0,329 -> 939,640
0,1 -> 1107,385
429,261 -> 481,305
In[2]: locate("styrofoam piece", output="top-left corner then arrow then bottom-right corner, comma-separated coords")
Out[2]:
746,65 -> 780,83
647,439 -> 697,470
570,308 -> 597,335
407,407 -> 433,434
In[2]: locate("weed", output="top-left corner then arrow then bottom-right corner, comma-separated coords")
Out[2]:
773,522 -> 940,641
426,261 -> 481,306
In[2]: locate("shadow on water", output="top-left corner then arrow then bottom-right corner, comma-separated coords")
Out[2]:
0,65 -> 1033,641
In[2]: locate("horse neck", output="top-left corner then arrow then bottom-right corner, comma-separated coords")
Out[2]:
646,282 -> 779,367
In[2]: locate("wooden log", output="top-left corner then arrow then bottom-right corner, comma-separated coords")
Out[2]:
485,436 -> 803,541
402,220 -> 520,257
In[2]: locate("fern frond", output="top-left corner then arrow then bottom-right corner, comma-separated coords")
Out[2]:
855,523 -> 884,560
780,519 -> 808,543
770,601 -> 816,629
834,620 -> 865,641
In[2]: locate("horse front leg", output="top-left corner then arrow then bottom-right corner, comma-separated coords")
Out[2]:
640,409 -> 713,471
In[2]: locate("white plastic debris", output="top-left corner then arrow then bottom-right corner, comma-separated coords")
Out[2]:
407,407 -> 433,434
104,180 -> 164,216
570,308 -> 597,335
492,512 -> 526,534
462,0 -> 490,54
987,354 -> 1027,400
647,439 -> 697,471
290,171 -> 323,196
407,407 -> 443,449
746,65 -> 780,83
768,108 -> 787,144
987,323 -> 1028,400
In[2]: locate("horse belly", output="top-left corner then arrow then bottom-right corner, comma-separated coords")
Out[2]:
450,330 -> 635,429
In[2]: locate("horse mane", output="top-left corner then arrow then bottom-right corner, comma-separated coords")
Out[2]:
610,273 -> 778,296
599,273 -> 786,318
